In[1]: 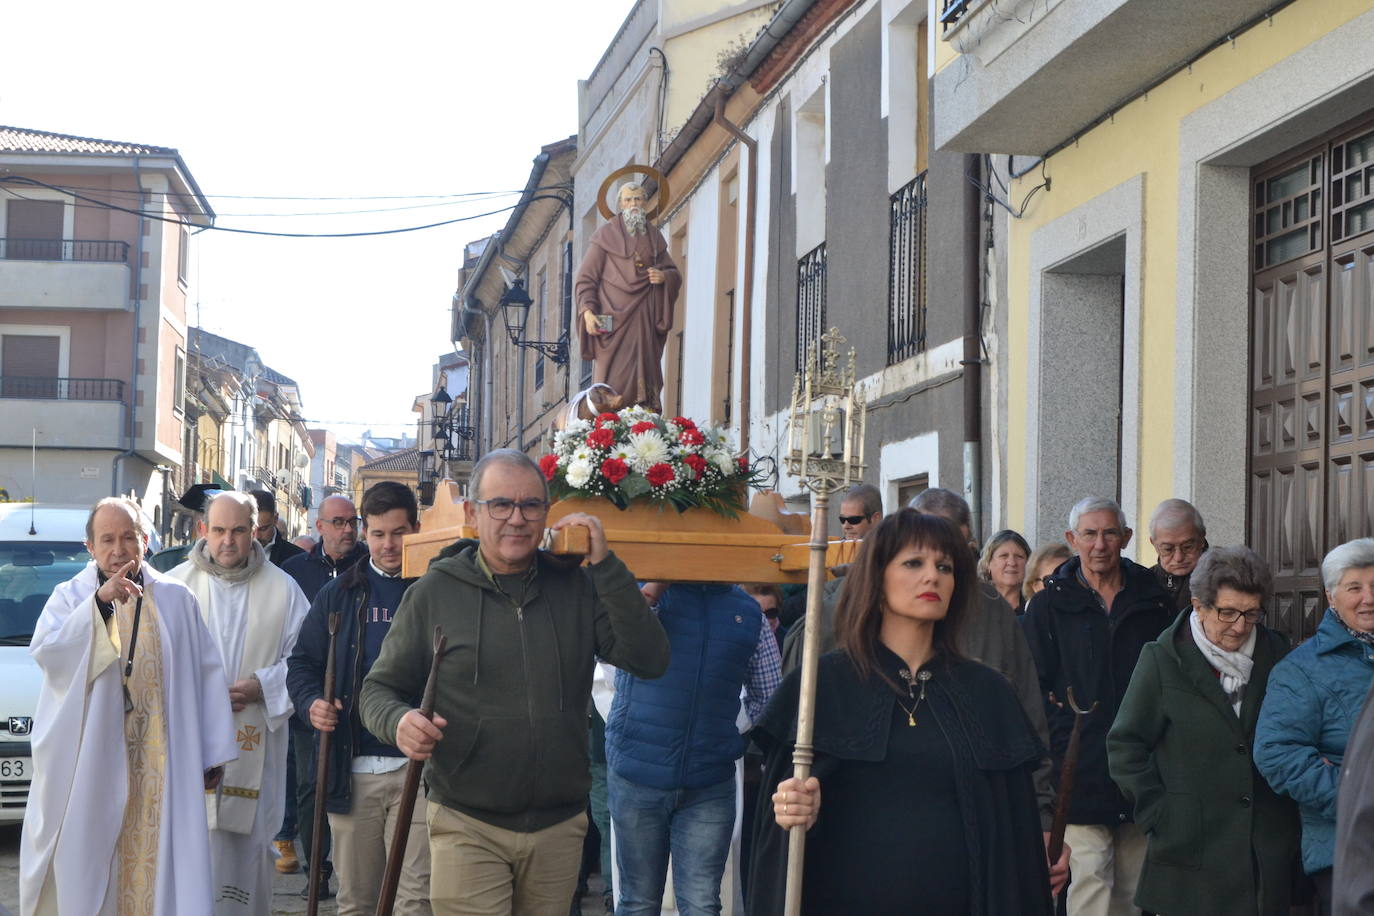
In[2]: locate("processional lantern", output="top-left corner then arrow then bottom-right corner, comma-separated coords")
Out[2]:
781,326 -> 866,916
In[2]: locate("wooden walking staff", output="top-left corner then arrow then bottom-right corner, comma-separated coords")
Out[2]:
1046,687 -> 1098,874
374,625 -> 447,916
307,611 -> 341,916
780,328 -> 866,916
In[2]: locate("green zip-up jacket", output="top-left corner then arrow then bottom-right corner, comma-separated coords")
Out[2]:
359,539 -> 669,832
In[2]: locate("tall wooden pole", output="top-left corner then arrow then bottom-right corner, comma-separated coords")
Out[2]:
783,487 -> 831,915
374,626 -> 447,916
306,612 -> 340,916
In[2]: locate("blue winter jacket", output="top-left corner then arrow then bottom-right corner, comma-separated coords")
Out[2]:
607,584 -> 762,791
1254,607 -> 1374,874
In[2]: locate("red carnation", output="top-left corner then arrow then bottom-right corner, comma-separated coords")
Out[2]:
601,457 -> 630,485
595,412 -> 620,428
737,455 -> 750,471
587,427 -> 615,449
672,416 -> 696,429
645,463 -> 675,487
631,420 -> 657,435
679,427 -> 705,446
538,454 -> 559,481
683,454 -> 707,479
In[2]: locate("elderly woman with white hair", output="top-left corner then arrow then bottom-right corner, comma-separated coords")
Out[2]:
1108,547 -> 1299,915
1255,538 -> 1374,915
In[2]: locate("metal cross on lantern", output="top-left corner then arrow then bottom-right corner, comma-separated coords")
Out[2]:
781,326 -> 866,916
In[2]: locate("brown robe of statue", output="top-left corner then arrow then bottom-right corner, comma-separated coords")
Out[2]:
574,214 -> 681,412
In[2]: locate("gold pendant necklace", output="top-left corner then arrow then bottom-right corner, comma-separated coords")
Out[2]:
895,668 -> 932,726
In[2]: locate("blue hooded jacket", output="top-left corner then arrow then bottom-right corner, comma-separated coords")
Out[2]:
607,584 -> 762,791
1254,607 -> 1374,874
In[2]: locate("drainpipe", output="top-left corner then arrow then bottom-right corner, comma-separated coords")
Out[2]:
712,95 -> 757,455
112,155 -> 147,496
484,309 -> 496,453
962,154 -> 983,543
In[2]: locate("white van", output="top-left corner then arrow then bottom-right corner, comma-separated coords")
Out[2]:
0,502 -> 159,825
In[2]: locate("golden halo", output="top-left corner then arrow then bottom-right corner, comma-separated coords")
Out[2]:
597,165 -> 671,221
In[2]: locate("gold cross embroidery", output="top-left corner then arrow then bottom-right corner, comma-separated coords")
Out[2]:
237,725 -> 261,752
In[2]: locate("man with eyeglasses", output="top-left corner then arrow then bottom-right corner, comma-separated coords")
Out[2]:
252,489 -> 306,569
361,448 -> 669,916
281,494 -> 368,900
1146,498 -> 1208,612
1021,497 -> 1173,916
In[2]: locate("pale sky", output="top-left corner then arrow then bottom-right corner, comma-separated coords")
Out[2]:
0,1 -> 631,440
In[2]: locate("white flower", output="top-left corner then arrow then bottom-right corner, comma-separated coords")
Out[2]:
570,446 -> 594,466
628,430 -> 670,471
707,448 -> 734,476
608,443 -> 634,463
618,404 -> 654,422
566,458 -> 593,488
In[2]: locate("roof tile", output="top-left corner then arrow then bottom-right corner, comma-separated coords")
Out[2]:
0,124 -> 177,156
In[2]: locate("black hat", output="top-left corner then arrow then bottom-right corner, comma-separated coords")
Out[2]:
178,483 -> 226,513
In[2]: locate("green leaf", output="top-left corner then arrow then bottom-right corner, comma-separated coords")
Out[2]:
621,475 -> 651,499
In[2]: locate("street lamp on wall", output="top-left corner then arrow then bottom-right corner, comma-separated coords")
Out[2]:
500,278 -> 569,365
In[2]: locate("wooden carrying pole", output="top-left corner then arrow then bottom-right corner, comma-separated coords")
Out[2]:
783,488 -> 832,916
306,612 -> 340,916
374,626 -> 447,916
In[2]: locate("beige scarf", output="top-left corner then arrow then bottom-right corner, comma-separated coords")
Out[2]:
178,540 -> 291,834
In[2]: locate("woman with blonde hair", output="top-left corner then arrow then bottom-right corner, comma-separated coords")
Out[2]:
1023,542 -> 1071,606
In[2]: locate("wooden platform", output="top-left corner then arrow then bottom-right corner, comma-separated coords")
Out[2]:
401,481 -> 859,583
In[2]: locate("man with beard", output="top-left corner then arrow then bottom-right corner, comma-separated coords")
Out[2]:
575,181 -> 682,412
169,491 -> 311,915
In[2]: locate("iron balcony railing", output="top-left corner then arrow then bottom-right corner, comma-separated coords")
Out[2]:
796,243 -> 828,370
939,0 -> 974,31
0,238 -> 130,263
889,172 -> 929,365
0,376 -> 125,401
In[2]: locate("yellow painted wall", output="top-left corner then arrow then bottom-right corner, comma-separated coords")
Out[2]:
662,5 -> 777,131
1001,0 -> 1371,540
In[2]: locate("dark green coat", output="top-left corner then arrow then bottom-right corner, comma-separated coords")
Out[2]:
1107,614 -> 1299,915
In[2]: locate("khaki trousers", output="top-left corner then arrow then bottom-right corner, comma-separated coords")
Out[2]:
427,802 -> 587,916
328,768 -> 432,916
1064,822 -> 1147,916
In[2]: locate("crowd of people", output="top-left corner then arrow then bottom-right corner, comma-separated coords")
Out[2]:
15,448 -> 1374,916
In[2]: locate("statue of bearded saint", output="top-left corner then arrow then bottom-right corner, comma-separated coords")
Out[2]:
574,181 -> 682,413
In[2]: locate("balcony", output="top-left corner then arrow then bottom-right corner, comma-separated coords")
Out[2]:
0,376 -> 125,449
0,237 -> 132,310
796,243 -> 827,371
932,0 -> 1276,154
888,173 -> 928,366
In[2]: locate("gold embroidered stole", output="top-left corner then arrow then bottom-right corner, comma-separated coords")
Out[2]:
113,591 -> 167,916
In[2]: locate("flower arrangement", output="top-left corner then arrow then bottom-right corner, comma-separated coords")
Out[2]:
539,406 -> 762,516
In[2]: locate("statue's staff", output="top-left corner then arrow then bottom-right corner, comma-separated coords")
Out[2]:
374,625 -> 447,916
306,612 -> 340,916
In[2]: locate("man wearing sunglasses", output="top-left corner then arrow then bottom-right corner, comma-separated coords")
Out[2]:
361,448 -> 670,916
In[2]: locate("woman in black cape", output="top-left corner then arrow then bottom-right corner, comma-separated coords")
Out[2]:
747,509 -> 1053,915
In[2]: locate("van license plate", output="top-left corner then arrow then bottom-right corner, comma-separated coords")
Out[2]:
0,757 -> 30,779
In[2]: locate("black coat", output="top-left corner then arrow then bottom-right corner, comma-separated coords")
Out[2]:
747,649 -> 1052,916
266,536 -> 305,568
1020,555 -> 1174,825
285,559 -> 419,814
282,541 -> 368,603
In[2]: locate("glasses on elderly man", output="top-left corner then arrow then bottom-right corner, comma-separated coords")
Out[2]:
476,498 -> 550,521
321,516 -> 361,529
1156,539 -> 1203,558
1211,604 -> 1265,624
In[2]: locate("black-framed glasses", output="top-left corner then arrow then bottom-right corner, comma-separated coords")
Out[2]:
322,516 -> 361,529
1211,605 -> 1265,624
838,515 -> 867,526
475,498 -> 549,521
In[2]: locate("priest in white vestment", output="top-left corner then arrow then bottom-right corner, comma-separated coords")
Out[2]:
169,490 -> 311,916
20,497 -> 238,916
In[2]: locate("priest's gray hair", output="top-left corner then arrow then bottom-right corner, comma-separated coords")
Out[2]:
470,448 -> 550,504
86,496 -> 147,543
1321,537 -> 1374,592
206,490 -> 259,532
1148,498 -> 1206,539
1068,496 -> 1128,533
1190,546 -> 1272,607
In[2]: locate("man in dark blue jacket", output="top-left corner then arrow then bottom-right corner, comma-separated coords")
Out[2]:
280,493 -> 367,899
606,582 -> 781,916
1021,496 -> 1173,916
287,481 -> 429,914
